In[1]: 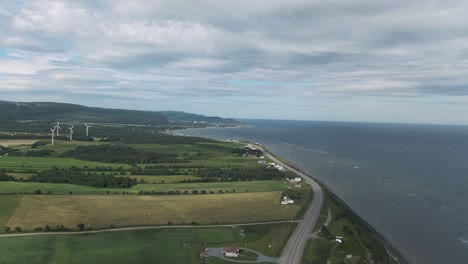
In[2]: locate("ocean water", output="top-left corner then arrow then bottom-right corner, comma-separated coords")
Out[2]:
181,120 -> 468,264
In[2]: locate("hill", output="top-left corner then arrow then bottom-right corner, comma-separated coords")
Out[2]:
158,111 -> 239,124
0,101 -> 238,125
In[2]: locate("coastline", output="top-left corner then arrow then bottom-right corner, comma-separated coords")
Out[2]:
260,145 -> 409,264
173,127 -> 409,264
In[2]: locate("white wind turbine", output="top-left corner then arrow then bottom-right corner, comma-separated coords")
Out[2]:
50,127 -> 56,145
68,125 -> 74,141
55,122 -> 61,136
85,123 -> 91,137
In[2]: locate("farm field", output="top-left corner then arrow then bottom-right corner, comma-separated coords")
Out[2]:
0,180 -> 289,195
0,139 -> 39,147
0,195 -> 22,229
0,156 -> 132,172
129,175 -> 199,184
0,223 -> 295,264
6,192 -> 299,231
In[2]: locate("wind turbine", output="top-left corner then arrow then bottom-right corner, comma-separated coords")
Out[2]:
84,123 -> 91,137
55,122 -> 61,136
68,125 -> 74,141
50,128 -> 56,145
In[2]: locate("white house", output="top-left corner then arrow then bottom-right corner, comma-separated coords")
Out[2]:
281,197 -> 294,205
224,247 -> 240,257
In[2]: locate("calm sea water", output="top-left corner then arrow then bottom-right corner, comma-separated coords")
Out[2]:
181,119 -> 468,264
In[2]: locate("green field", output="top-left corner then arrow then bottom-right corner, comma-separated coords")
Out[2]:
129,175 -> 199,183
0,156 -> 132,172
0,195 -> 22,229
0,180 -> 289,195
0,223 -> 295,264
6,192 -> 299,231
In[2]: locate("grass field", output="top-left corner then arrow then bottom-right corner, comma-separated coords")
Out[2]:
0,223 -> 294,264
0,139 -> 39,147
6,192 -> 298,231
0,180 -> 289,195
130,175 -> 200,183
0,195 -> 22,230
302,192 -> 398,264
0,156 -> 132,171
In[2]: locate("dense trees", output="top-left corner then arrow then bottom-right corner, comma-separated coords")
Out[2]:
101,131 -> 215,145
63,145 -> 183,164
0,170 -> 15,181
192,167 -> 285,181
29,168 -> 138,188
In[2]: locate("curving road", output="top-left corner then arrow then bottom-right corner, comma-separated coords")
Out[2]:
260,146 -> 324,264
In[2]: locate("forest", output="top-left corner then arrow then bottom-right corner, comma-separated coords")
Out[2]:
63,144 -> 184,164
26,168 -> 138,188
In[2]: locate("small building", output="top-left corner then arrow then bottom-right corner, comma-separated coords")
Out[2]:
281,197 -> 294,205
277,166 -> 286,171
223,247 -> 240,257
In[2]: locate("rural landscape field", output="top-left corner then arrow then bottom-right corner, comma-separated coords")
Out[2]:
0,101 -> 313,263
0,101 -> 399,264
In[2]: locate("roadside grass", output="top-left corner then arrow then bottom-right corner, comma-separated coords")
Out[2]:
6,192 -> 299,231
0,195 -> 22,233
241,223 -> 298,257
303,190 -> 398,264
302,239 -> 336,264
0,180 -> 290,195
0,222 -> 292,264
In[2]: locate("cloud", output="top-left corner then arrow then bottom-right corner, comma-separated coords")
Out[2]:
0,0 -> 468,123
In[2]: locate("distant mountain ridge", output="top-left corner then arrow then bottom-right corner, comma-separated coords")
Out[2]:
159,111 -> 239,124
0,101 -> 238,125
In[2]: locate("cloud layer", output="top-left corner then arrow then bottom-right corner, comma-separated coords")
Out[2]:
1,0 -> 467,123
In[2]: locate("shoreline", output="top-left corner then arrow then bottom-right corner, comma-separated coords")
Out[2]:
174,127 -> 409,264
260,145 -> 409,264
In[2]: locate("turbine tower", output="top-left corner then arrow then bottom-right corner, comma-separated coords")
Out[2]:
50,128 -> 56,145
55,122 -> 61,136
85,123 -> 91,137
68,125 -> 74,141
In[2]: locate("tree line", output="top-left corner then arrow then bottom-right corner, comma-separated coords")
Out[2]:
23,168 -> 138,188
63,144 -> 184,164
192,167 -> 286,181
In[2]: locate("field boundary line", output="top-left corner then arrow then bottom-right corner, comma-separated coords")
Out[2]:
0,220 -> 300,238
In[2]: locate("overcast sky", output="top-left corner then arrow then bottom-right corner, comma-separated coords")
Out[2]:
1,0 -> 467,124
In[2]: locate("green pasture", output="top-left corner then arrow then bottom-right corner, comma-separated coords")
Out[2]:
0,195 -> 22,231
0,156 -> 132,172
0,180 -> 290,195
0,223 -> 292,264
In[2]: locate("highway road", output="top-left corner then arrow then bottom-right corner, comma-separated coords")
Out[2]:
261,146 -> 324,264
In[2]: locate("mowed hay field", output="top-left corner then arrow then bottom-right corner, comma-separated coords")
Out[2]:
0,195 -> 22,230
7,192 -> 298,230
0,139 -> 38,147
